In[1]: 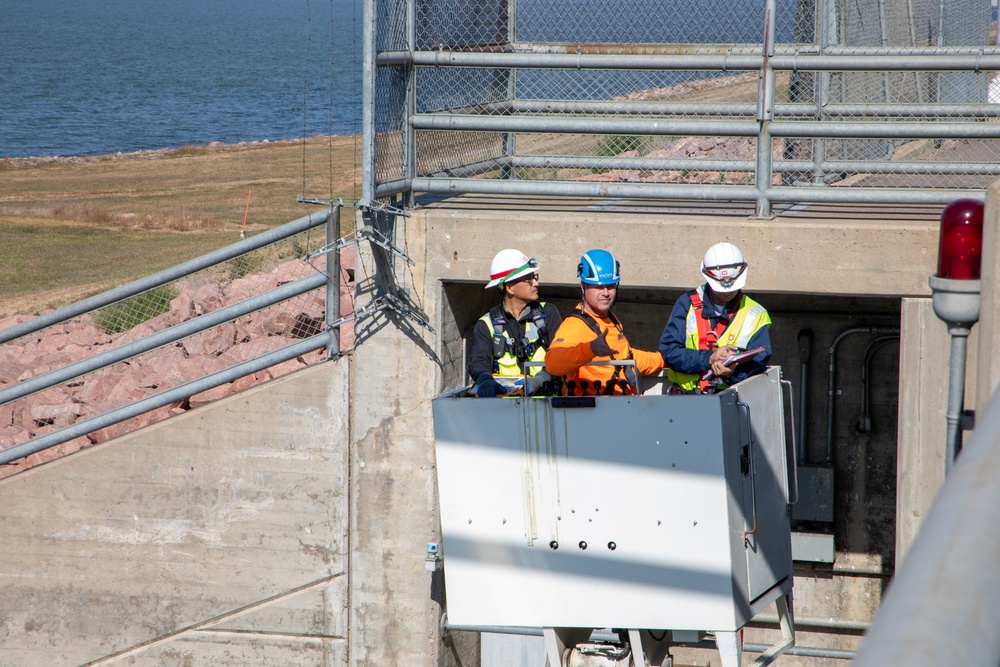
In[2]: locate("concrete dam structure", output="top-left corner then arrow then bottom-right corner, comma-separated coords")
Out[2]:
5,185 -> 1000,665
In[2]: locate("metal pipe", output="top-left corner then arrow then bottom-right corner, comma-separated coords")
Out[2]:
360,0 -> 377,206
743,642 -> 854,660
0,333 -> 332,465
0,273 -> 328,407
501,42 -> 1000,57
509,154 -> 1000,178
755,120 -> 773,217
853,385 -> 1000,666
826,327 -> 899,463
797,329 -> 813,462
857,336 -> 899,434
412,113 -> 1000,140
505,99 -> 1000,118
407,176 -> 982,206
327,207 -> 341,358
411,113 -> 759,137
945,329 -> 970,475
375,179 -> 414,199
391,50 -> 763,70
754,0 -> 777,217
754,612 -> 868,631
411,177 -> 760,201
402,0 -> 416,208
767,120 -> 1000,139
0,210 -> 330,346
383,50 -> 1000,72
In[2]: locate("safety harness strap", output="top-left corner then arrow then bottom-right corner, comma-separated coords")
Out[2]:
565,307 -> 633,395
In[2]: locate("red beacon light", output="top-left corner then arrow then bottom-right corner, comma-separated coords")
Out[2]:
936,198 -> 984,280
929,198 -> 982,331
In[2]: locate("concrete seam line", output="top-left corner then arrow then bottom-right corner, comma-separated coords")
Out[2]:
79,574 -> 345,666
190,629 -> 348,641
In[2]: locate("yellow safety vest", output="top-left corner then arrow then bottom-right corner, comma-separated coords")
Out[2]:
479,303 -> 549,377
666,287 -> 770,392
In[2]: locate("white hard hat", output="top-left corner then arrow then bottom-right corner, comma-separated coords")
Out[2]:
701,242 -> 748,294
485,249 -> 539,289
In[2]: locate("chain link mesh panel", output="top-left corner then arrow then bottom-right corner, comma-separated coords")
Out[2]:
375,65 -> 408,183
0,228 -> 356,474
369,0 -> 1000,199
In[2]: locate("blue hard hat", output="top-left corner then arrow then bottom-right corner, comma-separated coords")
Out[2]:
578,249 -> 620,285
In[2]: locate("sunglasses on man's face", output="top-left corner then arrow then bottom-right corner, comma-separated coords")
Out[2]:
507,273 -> 539,286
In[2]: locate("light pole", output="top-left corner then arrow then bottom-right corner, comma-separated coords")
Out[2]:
929,198 -> 984,475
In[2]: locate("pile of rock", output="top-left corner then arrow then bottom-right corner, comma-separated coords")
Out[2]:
0,249 -> 356,477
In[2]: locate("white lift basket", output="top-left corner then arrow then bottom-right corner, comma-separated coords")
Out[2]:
432,367 -> 796,667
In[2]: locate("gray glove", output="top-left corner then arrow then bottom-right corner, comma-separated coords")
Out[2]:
475,373 -> 506,398
525,371 -> 554,396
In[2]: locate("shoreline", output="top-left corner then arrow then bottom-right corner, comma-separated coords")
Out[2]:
0,134 -> 359,169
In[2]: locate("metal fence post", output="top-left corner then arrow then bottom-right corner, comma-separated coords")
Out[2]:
755,0 -> 778,217
403,0 -> 417,206
327,206 -> 342,359
813,0 -> 837,184
361,0 -> 378,207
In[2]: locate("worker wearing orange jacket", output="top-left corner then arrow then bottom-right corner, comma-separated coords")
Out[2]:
545,249 -> 664,396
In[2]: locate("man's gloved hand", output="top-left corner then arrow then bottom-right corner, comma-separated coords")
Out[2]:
525,371 -> 553,396
475,373 -> 507,398
526,371 -> 559,396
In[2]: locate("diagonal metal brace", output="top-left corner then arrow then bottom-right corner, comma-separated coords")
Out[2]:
297,196 -> 358,209
336,293 -> 432,333
359,200 -> 412,218
305,225 -> 414,266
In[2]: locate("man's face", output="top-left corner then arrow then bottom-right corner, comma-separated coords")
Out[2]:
504,272 -> 539,302
708,287 -> 738,307
582,283 -> 617,317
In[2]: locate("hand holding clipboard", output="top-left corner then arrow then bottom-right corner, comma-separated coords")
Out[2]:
700,346 -> 768,381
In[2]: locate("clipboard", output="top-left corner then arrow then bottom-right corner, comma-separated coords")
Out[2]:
700,346 -> 768,381
467,375 -> 525,397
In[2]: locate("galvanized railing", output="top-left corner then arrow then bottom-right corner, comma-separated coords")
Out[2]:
0,208 -> 350,471
363,0 -> 1000,215
853,382 -> 1000,666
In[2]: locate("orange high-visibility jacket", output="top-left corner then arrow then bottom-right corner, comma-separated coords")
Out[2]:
545,304 -> 664,396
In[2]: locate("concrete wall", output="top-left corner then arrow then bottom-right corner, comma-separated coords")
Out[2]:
419,196 -> 955,665
3,192 -> 992,667
0,361 -> 350,667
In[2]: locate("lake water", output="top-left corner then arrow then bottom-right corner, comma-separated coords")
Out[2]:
4,0 -> 793,160
0,0 -> 363,158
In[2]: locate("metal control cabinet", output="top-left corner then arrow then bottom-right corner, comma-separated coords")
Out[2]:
432,369 -> 795,666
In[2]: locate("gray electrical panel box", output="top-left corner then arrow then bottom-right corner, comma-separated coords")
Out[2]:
432,368 -> 796,667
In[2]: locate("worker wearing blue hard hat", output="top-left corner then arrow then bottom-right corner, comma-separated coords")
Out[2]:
545,249 -> 664,396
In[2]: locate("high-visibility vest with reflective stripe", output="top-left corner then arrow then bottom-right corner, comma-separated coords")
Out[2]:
666,287 -> 770,391
478,304 -> 548,377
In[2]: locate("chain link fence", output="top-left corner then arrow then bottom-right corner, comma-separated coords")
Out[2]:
367,0 -> 1000,212
0,211 -> 355,476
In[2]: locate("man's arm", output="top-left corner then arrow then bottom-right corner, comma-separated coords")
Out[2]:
632,347 -> 666,376
659,294 -> 712,374
729,324 -> 772,384
541,302 -> 563,349
467,318 -> 496,382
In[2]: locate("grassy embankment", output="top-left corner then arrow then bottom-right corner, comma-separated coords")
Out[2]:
0,135 -> 361,318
